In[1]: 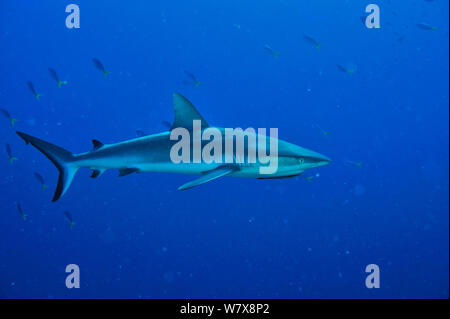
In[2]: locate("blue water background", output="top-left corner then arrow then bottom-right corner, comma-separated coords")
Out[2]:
0,0 -> 448,298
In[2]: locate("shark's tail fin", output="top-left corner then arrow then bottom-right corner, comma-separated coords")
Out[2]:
16,131 -> 79,202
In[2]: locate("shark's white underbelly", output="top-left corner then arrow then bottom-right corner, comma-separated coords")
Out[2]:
80,154 -> 304,178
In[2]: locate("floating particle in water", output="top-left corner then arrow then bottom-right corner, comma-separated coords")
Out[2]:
100,227 -> 116,244
161,246 -> 168,252
354,184 -> 366,196
163,271 -> 175,283
26,118 -> 36,126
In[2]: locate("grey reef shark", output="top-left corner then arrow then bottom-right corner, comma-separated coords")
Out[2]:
16,93 -> 331,202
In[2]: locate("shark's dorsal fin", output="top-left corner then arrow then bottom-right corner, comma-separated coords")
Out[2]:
171,93 -> 209,130
92,139 -> 104,150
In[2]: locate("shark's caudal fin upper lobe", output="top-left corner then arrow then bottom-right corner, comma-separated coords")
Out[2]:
16,131 -> 78,202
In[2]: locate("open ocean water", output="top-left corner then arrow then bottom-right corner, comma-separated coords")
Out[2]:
0,0 -> 448,299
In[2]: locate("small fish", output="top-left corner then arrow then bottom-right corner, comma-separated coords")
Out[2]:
92,58 -> 111,77
5,143 -> 18,164
303,35 -> 322,49
344,160 -> 363,168
264,44 -> 279,58
233,23 -> 241,29
27,81 -> 42,100
34,172 -> 48,191
48,67 -> 68,88
313,122 -> 330,137
336,64 -> 355,75
136,130 -> 146,137
0,108 -> 17,126
64,211 -> 75,230
394,32 -> 405,42
183,70 -> 202,88
17,202 -> 28,221
305,173 -> 320,182
417,22 -> 437,31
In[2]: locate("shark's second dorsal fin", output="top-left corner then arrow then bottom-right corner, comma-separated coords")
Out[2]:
171,93 -> 209,130
92,139 -> 104,150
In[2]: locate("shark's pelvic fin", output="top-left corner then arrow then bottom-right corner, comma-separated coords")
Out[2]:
90,169 -> 101,178
16,131 -> 78,202
92,139 -> 104,150
172,93 -> 209,130
118,168 -> 139,177
178,166 -> 237,191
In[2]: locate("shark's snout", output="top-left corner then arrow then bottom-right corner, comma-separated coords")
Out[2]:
314,153 -> 331,164
297,151 -> 331,170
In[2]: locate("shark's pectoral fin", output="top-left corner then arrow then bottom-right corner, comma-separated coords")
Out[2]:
118,168 -> 139,177
178,166 -> 237,191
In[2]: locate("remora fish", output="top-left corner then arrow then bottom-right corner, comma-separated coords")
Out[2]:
16,93 -> 330,201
